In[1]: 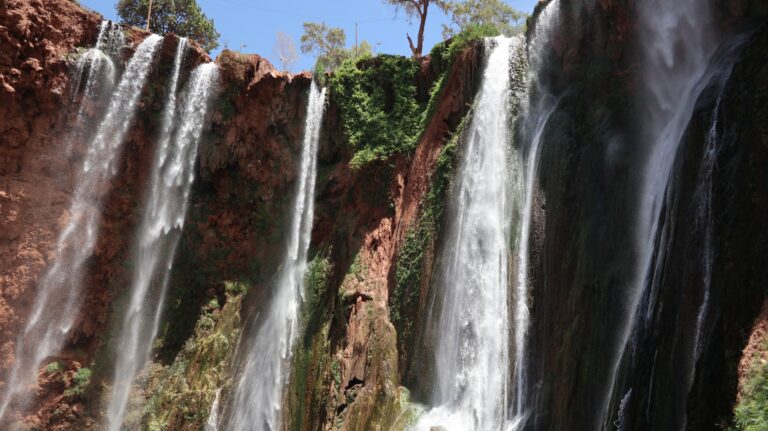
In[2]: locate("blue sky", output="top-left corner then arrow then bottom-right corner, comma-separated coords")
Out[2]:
79,0 -> 538,72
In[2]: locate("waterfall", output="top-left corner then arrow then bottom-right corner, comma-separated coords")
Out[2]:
105,59 -> 220,430
223,81 -> 326,431
68,20 -> 122,146
600,0 -> 721,424
510,0 -> 562,417
412,36 -> 519,431
691,95 -> 722,361
0,33 -> 162,423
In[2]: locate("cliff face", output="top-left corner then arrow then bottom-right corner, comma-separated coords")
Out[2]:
1,0 -> 767,430
522,1 -> 768,429
0,0 -> 102,373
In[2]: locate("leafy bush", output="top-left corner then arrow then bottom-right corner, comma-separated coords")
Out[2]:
430,23 -> 499,68
330,55 -> 424,169
64,367 -> 92,397
45,361 -> 63,375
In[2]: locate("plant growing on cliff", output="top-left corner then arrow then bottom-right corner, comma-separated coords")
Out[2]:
116,0 -> 220,51
330,55 -> 423,169
732,340 -> 768,430
64,367 -> 92,397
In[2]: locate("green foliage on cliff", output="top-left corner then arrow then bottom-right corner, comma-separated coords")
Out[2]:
330,55 -> 424,169
732,340 -> 768,431
64,367 -> 92,397
141,283 -> 246,430
286,253 -> 341,430
430,23 -> 499,67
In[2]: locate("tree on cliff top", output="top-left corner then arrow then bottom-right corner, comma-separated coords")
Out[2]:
116,0 -> 220,52
382,0 -> 448,58
442,0 -> 526,38
300,22 -> 372,74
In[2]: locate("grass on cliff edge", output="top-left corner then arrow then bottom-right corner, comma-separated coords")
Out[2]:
731,338 -> 768,430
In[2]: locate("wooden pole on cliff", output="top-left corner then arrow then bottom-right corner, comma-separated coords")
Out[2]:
146,0 -> 153,31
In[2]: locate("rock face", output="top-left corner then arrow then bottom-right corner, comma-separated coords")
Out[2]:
521,1 -> 768,429
0,0 -> 102,375
0,0 -> 767,430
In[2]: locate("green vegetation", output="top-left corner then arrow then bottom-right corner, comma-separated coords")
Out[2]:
45,361 -> 63,374
732,340 -> 768,430
330,55 -> 423,169
300,22 -> 372,75
381,0 -> 525,57
116,0 -> 220,51
286,253 -> 341,430
430,23 -> 500,67
442,0 -> 526,38
64,367 -> 92,397
142,282 -> 247,430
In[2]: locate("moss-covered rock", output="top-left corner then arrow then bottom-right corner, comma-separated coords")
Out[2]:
140,283 -> 247,430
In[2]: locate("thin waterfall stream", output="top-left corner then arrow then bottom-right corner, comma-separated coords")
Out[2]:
106,59 -> 220,430
222,81 -> 326,431
0,33 -> 162,422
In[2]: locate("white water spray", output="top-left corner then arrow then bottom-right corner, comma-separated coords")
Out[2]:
223,82 -> 326,431
0,33 -> 162,423
106,59 -> 219,430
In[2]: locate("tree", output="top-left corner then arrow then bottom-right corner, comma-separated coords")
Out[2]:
382,0 -> 448,58
116,0 -> 220,52
442,0 -> 526,39
300,22 -> 349,73
300,22 -> 371,74
273,32 -> 298,72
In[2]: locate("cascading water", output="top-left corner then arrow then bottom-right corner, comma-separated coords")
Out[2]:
106,59 -> 220,431
222,81 -> 326,431
412,36 -> 522,431
691,96 -> 722,362
68,21 -> 122,141
0,33 -> 162,423
601,0 -> 721,424
509,0 -> 562,418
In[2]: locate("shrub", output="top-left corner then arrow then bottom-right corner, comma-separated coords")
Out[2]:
330,55 -> 424,169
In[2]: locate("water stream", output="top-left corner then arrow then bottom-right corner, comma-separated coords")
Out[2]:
106,59 -> 220,430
